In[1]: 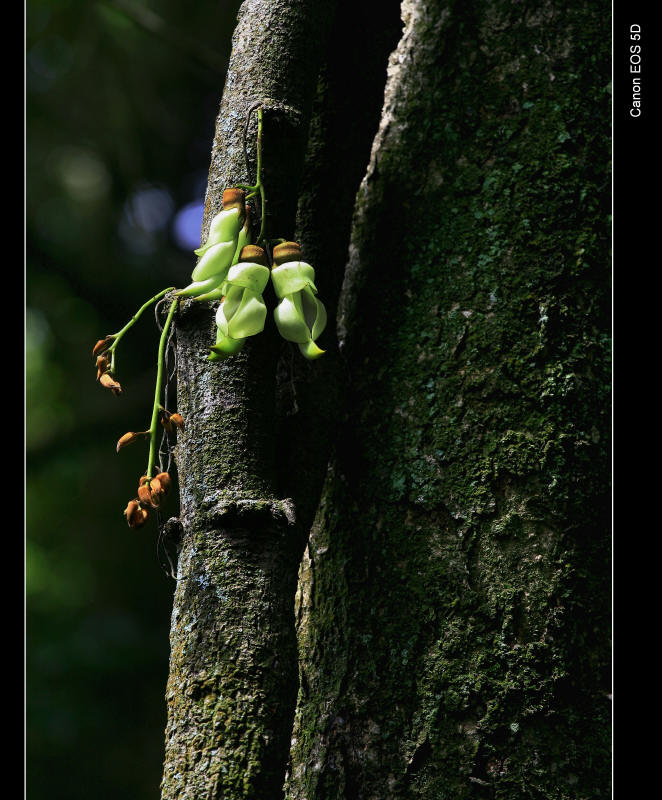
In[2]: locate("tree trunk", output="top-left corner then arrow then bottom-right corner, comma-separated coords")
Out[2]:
161,0 -> 610,797
160,1 -> 335,797
287,0 -> 611,798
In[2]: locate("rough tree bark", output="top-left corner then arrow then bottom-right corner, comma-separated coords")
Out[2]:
162,0 -> 610,798
288,1 -> 611,798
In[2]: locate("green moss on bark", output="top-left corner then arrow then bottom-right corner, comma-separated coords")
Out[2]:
288,1 -> 610,797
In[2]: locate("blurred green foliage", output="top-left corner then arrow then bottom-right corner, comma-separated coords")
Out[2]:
27,1 -> 242,796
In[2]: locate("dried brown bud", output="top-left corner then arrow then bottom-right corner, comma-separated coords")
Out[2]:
272,241 -> 303,266
124,499 -> 140,518
92,336 -> 115,357
154,472 -> 171,495
138,483 -> 157,508
116,431 -> 148,453
138,475 -> 166,508
159,408 -> 173,434
124,499 -> 148,528
239,245 -> 268,267
96,355 -> 110,380
99,372 -> 122,396
169,413 -> 185,431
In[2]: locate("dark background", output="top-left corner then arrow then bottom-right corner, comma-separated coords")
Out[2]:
26,2 -> 242,796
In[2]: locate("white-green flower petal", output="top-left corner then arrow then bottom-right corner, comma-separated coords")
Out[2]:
191,239 -> 236,282
273,294 -> 312,343
209,334 -> 245,358
271,262 -> 317,298
194,208 -> 242,256
226,262 -> 270,293
312,302 -> 327,340
215,285 -> 244,335
300,286 -> 327,340
228,290 -> 267,339
177,275 -> 224,298
298,340 -> 326,360
192,285 -> 226,303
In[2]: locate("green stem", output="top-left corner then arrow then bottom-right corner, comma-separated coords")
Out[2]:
255,106 -> 266,246
108,286 -> 175,373
237,106 -> 267,245
146,296 -> 179,480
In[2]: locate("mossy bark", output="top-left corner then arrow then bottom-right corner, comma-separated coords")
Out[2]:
161,0 -> 610,797
287,0 -> 611,798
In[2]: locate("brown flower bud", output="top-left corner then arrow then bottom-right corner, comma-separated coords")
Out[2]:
138,482 -> 157,508
239,245 -> 268,267
154,472 -> 171,495
125,499 -> 149,528
124,499 -> 139,518
96,355 -> 110,380
169,413 -> 185,431
99,372 -> 122,396
93,336 -> 115,357
116,431 -> 148,453
272,241 -> 303,266
138,475 -> 149,487
159,408 -> 173,434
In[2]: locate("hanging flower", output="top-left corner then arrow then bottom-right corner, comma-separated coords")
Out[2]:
271,242 -> 327,359
208,245 -> 270,360
177,189 -> 250,299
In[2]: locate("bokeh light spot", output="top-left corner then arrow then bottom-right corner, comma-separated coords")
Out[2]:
172,201 -> 204,250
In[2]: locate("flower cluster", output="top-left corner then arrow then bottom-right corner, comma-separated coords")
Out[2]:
177,189 -> 251,301
210,244 -> 270,359
90,115 -> 332,538
92,294 -> 182,531
114,409 -> 183,528
176,188 -> 328,361
271,241 -> 327,360
93,336 -> 121,395
124,472 -> 172,529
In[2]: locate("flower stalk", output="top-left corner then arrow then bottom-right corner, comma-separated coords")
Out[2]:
107,286 -> 175,373
237,105 -> 266,246
146,296 -> 179,480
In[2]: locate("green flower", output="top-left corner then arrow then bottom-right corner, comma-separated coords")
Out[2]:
177,189 -> 249,300
193,213 -> 252,302
208,246 -> 270,360
271,242 -> 327,359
